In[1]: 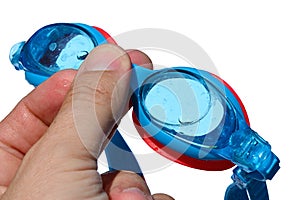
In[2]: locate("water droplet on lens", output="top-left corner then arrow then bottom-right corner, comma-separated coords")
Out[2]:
49,43 -> 57,51
77,51 -> 89,60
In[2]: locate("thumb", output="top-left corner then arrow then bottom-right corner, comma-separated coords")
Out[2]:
2,44 -> 132,200
45,43 -> 132,161
59,43 -> 132,159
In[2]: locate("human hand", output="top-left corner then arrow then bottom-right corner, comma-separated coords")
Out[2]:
0,44 -> 174,200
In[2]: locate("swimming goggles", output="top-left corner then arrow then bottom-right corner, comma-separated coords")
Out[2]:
9,23 -> 280,200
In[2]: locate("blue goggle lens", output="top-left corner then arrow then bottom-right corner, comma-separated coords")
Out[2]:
10,23 -> 97,76
138,68 -> 239,150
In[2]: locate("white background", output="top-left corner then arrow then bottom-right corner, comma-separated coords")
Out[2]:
0,1 -> 299,199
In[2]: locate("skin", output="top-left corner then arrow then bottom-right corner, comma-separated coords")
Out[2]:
0,44 -> 174,200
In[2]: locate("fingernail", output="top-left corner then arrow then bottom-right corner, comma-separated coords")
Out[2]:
123,188 -> 153,200
111,187 -> 153,200
81,44 -> 128,71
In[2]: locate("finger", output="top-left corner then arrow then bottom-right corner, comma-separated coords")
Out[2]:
101,171 -> 175,200
0,70 -> 76,156
126,49 -> 153,70
101,171 -> 153,200
0,70 -> 76,186
152,193 -> 175,200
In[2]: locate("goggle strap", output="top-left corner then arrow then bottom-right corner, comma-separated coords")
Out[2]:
105,130 -> 144,178
225,180 -> 269,200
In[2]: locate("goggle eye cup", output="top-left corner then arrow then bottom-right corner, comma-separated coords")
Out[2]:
9,23 -> 107,77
